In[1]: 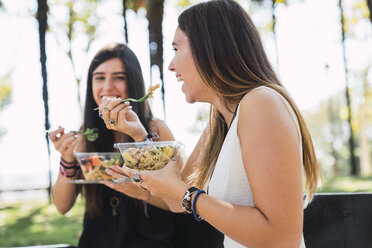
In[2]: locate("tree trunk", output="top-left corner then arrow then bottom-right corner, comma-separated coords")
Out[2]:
146,0 -> 165,116
272,0 -> 280,70
37,0 -> 52,202
339,0 -> 358,175
122,0 -> 129,43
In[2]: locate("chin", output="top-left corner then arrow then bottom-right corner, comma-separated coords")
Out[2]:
185,96 -> 196,104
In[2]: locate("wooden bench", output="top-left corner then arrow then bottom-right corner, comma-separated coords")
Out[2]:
304,193 -> 372,248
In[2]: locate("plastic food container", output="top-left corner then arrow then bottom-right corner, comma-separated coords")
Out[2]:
73,152 -> 124,183
113,141 -> 184,171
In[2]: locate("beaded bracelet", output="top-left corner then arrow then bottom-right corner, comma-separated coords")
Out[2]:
192,189 -> 206,222
60,165 -> 77,178
60,157 -> 78,168
59,158 -> 80,178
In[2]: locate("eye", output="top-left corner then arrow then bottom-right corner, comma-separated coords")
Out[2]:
172,47 -> 177,52
115,76 -> 126,80
94,76 -> 105,80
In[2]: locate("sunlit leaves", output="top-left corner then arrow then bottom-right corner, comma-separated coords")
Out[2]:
0,74 -> 12,111
125,0 -> 147,13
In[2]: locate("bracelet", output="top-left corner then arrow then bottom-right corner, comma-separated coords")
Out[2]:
192,189 -> 206,222
143,132 -> 159,142
181,186 -> 199,213
59,164 -> 77,178
61,157 -> 77,165
59,158 -> 80,178
59,160 -> 80,170
60,158 -> 79,169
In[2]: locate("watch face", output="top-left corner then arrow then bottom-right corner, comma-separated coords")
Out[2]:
182,199 -> 191,213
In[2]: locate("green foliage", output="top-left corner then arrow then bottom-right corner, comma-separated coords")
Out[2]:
319,176 -> 372,192
125,0 -> 146,13
0,74 -> 12,111
49,0 -> 99,80
177,0 -> 192,8
304,91 -> 353,177
343,0 -> 371,37
0,197 -> 84,247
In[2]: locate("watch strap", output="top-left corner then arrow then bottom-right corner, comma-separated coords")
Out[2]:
181,186 -> 199,213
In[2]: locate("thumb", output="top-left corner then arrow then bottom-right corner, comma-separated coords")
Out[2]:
170,151 -> 182,170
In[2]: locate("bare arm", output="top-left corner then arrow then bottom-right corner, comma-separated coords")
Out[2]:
51,127 -> 83,214
189,90 -> 304,247
52,172 -> 81,214
137,89 -> 305,247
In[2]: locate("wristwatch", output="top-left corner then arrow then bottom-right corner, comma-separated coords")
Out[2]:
143,132 -> 159,142
182,186 -> 199,213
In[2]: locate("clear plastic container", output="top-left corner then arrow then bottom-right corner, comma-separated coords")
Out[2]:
113,141 -> 184,171
72,152 -> 127,184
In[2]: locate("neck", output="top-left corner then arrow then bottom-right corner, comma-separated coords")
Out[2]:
211,98 -> 238,128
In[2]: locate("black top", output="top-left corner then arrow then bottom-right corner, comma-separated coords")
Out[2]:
78,186 -> 223,248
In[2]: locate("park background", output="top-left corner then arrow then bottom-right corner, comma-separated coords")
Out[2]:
0,0 -> 371,246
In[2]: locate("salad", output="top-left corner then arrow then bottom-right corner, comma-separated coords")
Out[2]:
76,153 -> 123,181
122,145 -> 175,171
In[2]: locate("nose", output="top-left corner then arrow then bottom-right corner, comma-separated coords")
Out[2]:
168,60 -> 175,72
103,77 -> 113,90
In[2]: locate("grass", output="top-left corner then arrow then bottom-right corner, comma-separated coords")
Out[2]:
319,176 -> 372,193
0,197 -> 84,247
1,176 -> 372,247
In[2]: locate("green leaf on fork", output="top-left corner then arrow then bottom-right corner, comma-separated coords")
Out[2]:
93,84 -> 160,111
72,128 -> 99,142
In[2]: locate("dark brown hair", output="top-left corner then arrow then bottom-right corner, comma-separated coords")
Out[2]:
82,43 -> 153,216
179,0 -> 319,201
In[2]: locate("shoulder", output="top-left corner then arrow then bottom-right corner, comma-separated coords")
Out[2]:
149,118 -> 168,131
238,86 -> 298,142
149,118 -> 175,141
240,86 -> 285,112
239,86 -> 293,122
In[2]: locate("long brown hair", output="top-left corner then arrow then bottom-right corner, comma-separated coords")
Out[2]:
82,43 -> 153,216
180,0 -> 319,201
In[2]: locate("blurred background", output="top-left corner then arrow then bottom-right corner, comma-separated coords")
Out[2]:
0,0 -> 371,246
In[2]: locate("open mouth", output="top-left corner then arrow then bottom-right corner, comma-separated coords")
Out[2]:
100,95 -> 120,100
176,75 -> 183,82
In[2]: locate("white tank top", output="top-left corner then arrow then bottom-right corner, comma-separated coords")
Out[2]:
208,86 -> 306,248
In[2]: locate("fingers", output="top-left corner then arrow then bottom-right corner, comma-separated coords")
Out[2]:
105,165 -> 129,178
109,103 -> 129,126
120,165 -> 136,178
55,133 -> 77,152
100,98 -> 132,129
117,103 -> 133,122
101,98 -> 120,128
49,126 -> 64,143
168,151 -> 182,170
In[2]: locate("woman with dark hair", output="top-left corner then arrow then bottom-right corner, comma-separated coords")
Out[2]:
49,43 -> 223,247
115,1 -> 320,247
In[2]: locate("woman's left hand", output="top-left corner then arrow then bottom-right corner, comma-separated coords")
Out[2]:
104,165 -> 150,201
113,155 -> 189,202
98,97 -> 147,141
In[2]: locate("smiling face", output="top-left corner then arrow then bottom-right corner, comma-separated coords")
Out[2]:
92,58 -> 128,105
168,27 -> 214,104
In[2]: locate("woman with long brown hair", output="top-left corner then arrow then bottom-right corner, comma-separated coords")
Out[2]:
50,43 -> 223,247
115,0 -> 320,247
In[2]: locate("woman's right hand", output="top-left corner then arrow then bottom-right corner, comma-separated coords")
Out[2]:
49,126 -> 77,163
99,97 -> 147,141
